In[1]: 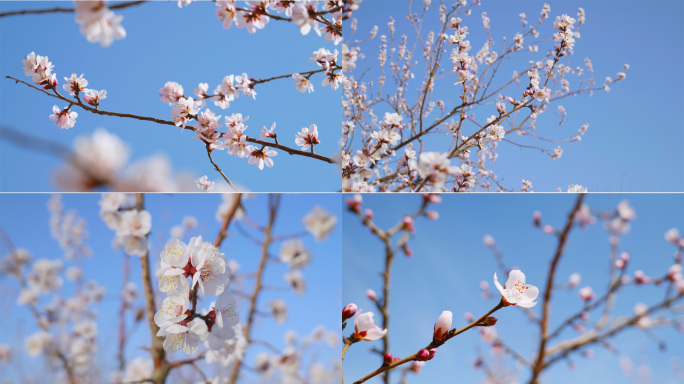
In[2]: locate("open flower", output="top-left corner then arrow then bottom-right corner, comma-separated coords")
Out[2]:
49,106 -> 78,129
493,269 -> 539,307
352,312 -> 387,341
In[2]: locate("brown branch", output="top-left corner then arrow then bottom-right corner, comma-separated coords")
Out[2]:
227,194 -> 281,384
352,300 -> 505,384
0,1 -> 147,18
529,194 -> 585,384
204,143 -> 237,191
134,194 -> 171,384
213,194 -> 243,248
7,76 -> 336,165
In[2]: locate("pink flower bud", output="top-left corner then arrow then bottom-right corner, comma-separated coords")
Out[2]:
366,289 -> 377,301
342,303 -> 357,322
383,353 -> 393,366
427,349 -> 437,360
578,286 -> 595,301
364,209 -> 374,219
416,349 -> 430,361
426,211 -> 439,220
533,210 -> 542,226
464,312 -> 474,322
483,235 -> 495,247
634,270 -> 650,285
402,216 -> 415,232
433,311 -> 452,342
346,195 -> 362,213
401,242 -> 413,257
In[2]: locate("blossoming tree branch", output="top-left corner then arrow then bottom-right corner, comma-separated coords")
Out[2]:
341,0 -> 628,192
3,0 -> 358,191
0,193 -> 341,383
342,194 -> 684,383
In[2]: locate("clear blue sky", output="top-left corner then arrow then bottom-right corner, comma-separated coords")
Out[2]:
0,1 -> 342,192
346,0 -> 684,192
343,193 -> 684,383
0,193 -> 342,382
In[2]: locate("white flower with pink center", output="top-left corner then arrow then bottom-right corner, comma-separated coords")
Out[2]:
160,81 -> 185,105
171,97 -> 200,128
293,73 -> 314,93
294,124 -> 320,150
205,291 -> 240,350
83,89 -> 107,106
49,106 -> 78,129
292,1 -> 321,36
215,0 -> 237,29
155,292 -> 208,354
493,269 -> 539,308
235,1 -> 270,33
157,237 -> 201,293
248,147 -> 278,170
353,312 -> 387,341
190,240 -> 229,296
63,73 -> 88,96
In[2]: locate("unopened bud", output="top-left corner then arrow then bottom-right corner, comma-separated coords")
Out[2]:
383,353 -> 393,366
366,289 -> 377,301
478,317 -> 498,327
416,349 -> 430,361
342,303 -> 357,322
433,311 -> 453,342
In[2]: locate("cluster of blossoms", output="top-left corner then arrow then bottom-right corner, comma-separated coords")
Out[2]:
161,80 -> 283,170
21,52 -> 107,129
341,1 -> 627,192
2,198 -> 106,382
74,1 -> 126,47
293,47 -> 344,93
155,236 -> 239,355
250,325 -> 341,381
215,0 -> 343,44
99,193 -> 151,256
52,128 -> 197,192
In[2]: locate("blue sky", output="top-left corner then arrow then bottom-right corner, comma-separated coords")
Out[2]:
343,193 -> 684,383
346,0 -> 684,192
0,193 -> 342,382
0,1 -> 342,192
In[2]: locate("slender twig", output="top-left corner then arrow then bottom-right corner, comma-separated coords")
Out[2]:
227,194 -> 281,384
0,1 -> 147,18
134,194 -> 171,384
529,194 -> 585,384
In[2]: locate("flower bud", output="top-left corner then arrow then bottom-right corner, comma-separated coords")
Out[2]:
364,209 -> 374,219
433,311 -> 453,342
427,349 -> 437,360
416,349 -> 430,361
383,353 -> 393,366
402,216 -> 415,232
478,317 -> 498,327
342,303 -> 357,322
366,289 -> 377,301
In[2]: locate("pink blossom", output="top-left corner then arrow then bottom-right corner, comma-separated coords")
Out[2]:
293,73 -> 314,93
353,312 -> 387,341
578,286 -> 594,301
49,106 -> 78,129
160,82 -> 185,105
83,89 -> 107,106
248,146 -> 277,170
366,289 -> 377,301
294,124 -> 320,150
494,269 -> 539,307
342,303 -> 357,322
